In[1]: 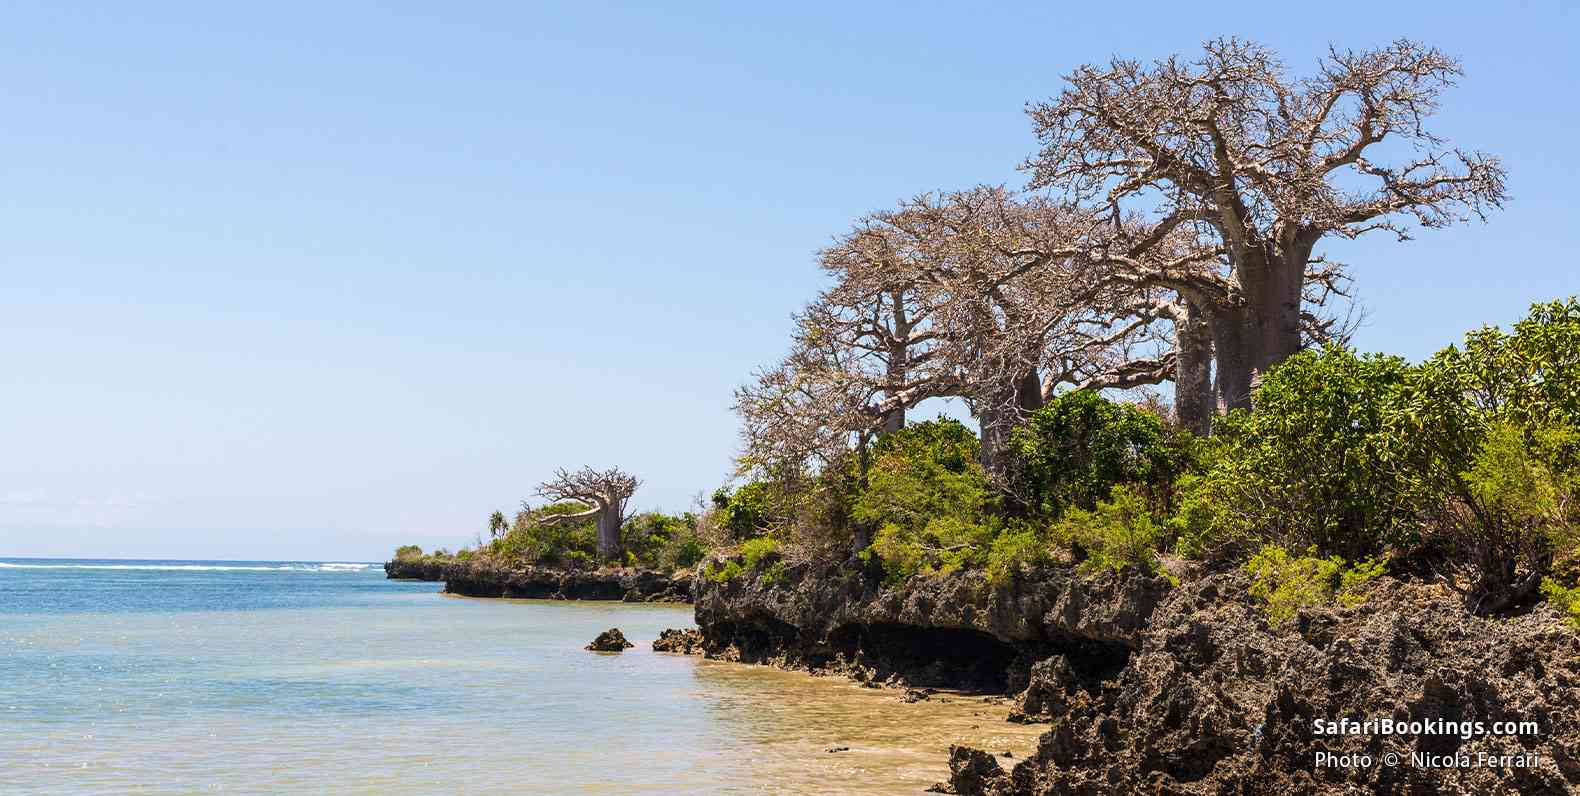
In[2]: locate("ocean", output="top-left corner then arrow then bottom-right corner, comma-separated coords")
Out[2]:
0,559 -> 1041,794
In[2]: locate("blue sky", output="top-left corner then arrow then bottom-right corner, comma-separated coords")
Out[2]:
2,1 -> 1576,560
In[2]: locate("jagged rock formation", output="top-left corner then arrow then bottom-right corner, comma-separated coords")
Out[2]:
382,558 -> 691,603
383,557 -> 447,581
652,628 -> 704,654
691,558 -> 1580,795
691,558 -> 1164,692
585,628 -> 634,652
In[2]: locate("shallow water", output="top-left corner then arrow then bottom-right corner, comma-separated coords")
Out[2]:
0,559 -> 1042,794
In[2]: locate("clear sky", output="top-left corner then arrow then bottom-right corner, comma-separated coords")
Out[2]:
3,1 -> 1576,561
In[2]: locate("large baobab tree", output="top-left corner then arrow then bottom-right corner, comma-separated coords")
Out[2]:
738,186 -> 1179,480
810,222 -> 952,435
534,466 -> 640,562
1024,38 -> 1506,410
860,187 -> 1175,472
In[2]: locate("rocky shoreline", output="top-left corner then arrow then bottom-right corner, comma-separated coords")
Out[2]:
383,557 -> 691,603
685,555 -> 1580,795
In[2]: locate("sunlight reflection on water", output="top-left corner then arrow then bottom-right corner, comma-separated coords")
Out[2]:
0,567 -> 1043,794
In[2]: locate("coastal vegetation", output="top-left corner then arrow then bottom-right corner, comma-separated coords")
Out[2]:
711,38 -> 1575,626
394,38 -> 1577,627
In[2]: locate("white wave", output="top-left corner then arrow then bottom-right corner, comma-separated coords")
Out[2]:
0,562 -> 374,573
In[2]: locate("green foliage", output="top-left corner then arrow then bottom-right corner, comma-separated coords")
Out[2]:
393,544 -> 423,560
1187,347 -> 1416,560
1465,423 -> 1578,538
1541,578 -> 1580,629
1010,390 -> 1186,519
712,483 -> 773,539
1382,299 -> 1580,612
1245,545 -> 1386,626
659,529 -> 708,571
864,515 -> 998,587
850,419 -> 998,586
620,511 -> 709,572
1051,485 -> 1168,576
761,561 -> 788,587
706,559 -> 744,583
984,526 -> 1049,586
740,536 -> 781,569
854,418 -> 990,534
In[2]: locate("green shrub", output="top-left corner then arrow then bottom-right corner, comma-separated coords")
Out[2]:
706,559 -> 744,583
761,561 -> 788,587
740,536 -> 781,569
1051,485 -> 1168,576
1540,578 -> 1580,628
1009,390 -> 1186,519
393,544 -> 423,560
1383,298 -> 1580,613
851,419 -> 996,586
1245,545 -> 1386,626
487,502 -> 599,565
659,530 -> 708,571
984,526 -> 1049,586
863,523 -> 926,586
862,516 -> 992,587
1188,347 -> 1416,561
853,418 -> 990,534
712,482 -> 774,539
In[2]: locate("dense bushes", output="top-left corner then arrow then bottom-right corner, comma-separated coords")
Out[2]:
1050,485 -> 1169,577
1244,545 -> 1385,626
622,511 -> 710,571
1381,299 -> 1580,613
400,502 -> 715,574
1009,390 -> 1185,517
843,298 -> 1579,622
1183,299 -> 1580,615
1182,348 -> 1417,561
852,419 -> 1000,584
853,418 -> 990,535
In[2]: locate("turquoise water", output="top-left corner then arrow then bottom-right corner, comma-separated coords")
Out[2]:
0,559 -> 1041,794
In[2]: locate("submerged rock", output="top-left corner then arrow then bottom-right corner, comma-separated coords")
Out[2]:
585,627 -> 634,652
652,628 -> 704,654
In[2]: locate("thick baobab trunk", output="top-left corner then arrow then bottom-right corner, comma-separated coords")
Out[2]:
879,290 -> 914,436
1174,300 -> 1215,435
595,503 -> 624,562
1016,369 -> 1044,414
881,354 -> 908,434
1212,252 -> 1307,411
977,368 -> 1041,477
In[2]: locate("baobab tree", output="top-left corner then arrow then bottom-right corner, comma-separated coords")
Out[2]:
534,466 -> 640,562
738,187 -> 1180,480
1024,38 -> 1506,410
855,187 -> 1175,472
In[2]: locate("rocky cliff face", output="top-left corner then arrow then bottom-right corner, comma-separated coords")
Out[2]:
383,558 -> 691,602
691,559 -> 1580,795
383,557 -> 447,581
692,559 -> 1166,692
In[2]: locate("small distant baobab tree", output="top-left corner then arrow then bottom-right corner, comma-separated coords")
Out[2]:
534,466 -> 641,562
